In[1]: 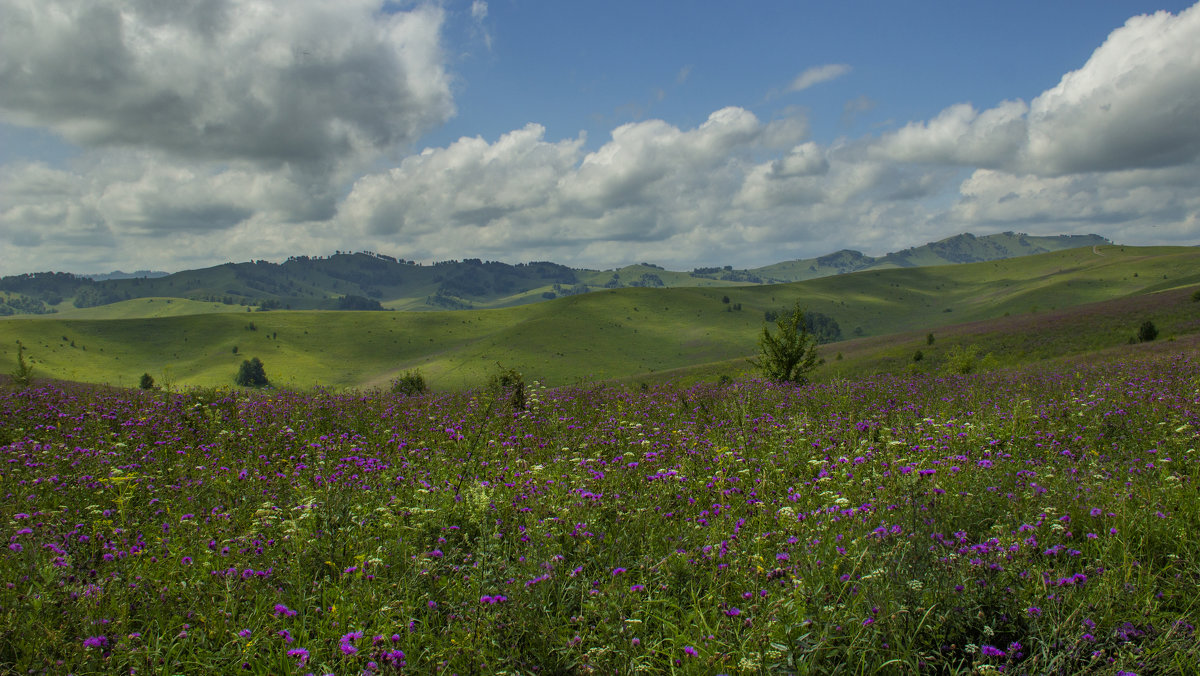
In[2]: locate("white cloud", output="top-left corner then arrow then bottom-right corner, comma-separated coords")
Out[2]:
1023,3 -> 1200,174
787,64 -> 852,93
2,3 -> 1199,275
873,4 -> 1200,177
872,100 -> 1029,168
0,0 -> 453,170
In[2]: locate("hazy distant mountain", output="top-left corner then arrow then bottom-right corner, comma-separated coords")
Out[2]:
0,232 -> 1110,316
83,270 -> 170,281
750,232 -> 1109,282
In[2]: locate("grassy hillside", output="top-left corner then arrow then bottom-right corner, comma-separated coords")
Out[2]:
1,246 -> 1197,390
1,232 -> 1113,315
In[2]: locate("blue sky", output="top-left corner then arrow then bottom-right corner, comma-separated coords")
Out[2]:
1,0 -> 1198,274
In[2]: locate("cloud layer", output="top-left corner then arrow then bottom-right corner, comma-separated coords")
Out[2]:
1,1 -> 1198,274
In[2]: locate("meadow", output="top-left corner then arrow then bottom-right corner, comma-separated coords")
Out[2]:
2,349 -> 1198,674
2,246 -> 1198,391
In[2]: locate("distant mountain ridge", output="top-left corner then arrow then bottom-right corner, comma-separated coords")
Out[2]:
83,270 -> 170,281
0,232 -> 1109,316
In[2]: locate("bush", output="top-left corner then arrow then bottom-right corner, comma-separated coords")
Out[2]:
9,341 -> 33,387
490,365 -> 526,410
1191,289 -> 1200,302
391,370 -> 428,397
750,301 -> 819,385
940,344 -> 997,375
1137,320 -> 1158,343
139,373 -> 155,390
913,350 -> 923,362
234,357 -> 269,387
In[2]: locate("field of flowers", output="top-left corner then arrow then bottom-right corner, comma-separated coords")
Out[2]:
2,353 -> 1198,675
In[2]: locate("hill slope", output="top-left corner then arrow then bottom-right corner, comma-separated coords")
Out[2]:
0,232 -> 1110,315
1,245 -> 1196,390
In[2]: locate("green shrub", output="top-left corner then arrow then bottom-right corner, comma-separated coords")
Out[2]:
1137,320 -> 1158,343
391,369 -> 428,397
139,373 -> 155,390
234,357 -> 269,387
490,365 -> 526,410
750,301 -> 819,385
9,341 -> 33,387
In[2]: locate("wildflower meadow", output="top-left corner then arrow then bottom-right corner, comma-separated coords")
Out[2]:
2,352 -> 1198,674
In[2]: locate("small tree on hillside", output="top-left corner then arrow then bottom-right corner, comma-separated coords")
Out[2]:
391,369 -> 428,397
10,341 -> 34,387
1137,320 -> 1158,343
750,302 -> 819,385
235,357 -> 269,387
490,364 -> 527,410
139,372 -> 155,390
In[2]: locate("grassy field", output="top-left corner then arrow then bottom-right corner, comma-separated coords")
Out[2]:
1,246 -> 1197,390
1,351 -> 1197,673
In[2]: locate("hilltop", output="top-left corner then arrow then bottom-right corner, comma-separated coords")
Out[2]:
2,243 -> 1195,391
0,232 -> 1108,316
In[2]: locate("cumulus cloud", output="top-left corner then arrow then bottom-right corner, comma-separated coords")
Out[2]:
788,64 -> 852,92
1023,4 -> 1200,174
0,0 -> 453,169
872,100 -> 1029,168
873,4 -> 1200,177
335,107 -> 820,265
1,2 -> 1199,275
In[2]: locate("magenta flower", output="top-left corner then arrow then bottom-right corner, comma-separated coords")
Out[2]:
287,647 -> 310,666
683,645 -> 698,657
82,635 -> 108,649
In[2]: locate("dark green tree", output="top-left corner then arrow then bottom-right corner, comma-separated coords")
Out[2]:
490,364 -> 527,410
234,357 -> 269,387
1137,320 -> 1158,342
750,302 -> 819,384
10,341 -> 33,387
139,372 -> 155,389
391,369 -> 428,396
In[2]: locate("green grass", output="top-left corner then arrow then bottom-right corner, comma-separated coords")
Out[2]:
2,351 -> 1198,673
1,246 -> 1197,390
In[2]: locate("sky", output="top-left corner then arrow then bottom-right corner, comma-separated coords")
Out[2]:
1,1 -> 1199,275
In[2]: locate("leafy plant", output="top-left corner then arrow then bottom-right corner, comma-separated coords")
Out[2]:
391,369 -> 428,397
234,357 -> 269,387
9,340 -> 33,387
490,364 -> 527,410
750,301 -> 818,384
1137,319 -> 1158,342
139,372 -> 155,390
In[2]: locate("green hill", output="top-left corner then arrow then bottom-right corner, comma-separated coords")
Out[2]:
2,245 -> 1197,391
0,232 -> 1112,315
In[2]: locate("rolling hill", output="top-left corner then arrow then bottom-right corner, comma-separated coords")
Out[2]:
0,232 -> 1110,316
2,244 -> 1196,391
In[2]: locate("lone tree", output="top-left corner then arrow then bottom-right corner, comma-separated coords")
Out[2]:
235,357 -> 269,387
750,301 -> 819,384
1137,320 -> 1159,343
10,341 -> 34,387
391,369 -> 428,397
139,372 -> 155,390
